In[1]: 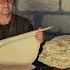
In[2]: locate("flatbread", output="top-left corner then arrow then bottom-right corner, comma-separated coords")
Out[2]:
38,35 -> 70,69
0,64 -> 35,70
0,31 -> 40,64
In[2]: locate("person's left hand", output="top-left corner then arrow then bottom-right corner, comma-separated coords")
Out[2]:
35,28 -> 44,44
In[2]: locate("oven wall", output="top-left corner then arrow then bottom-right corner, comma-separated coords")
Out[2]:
14,0 -> 70,34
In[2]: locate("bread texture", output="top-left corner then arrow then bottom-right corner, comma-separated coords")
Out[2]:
39,35 -> 70,69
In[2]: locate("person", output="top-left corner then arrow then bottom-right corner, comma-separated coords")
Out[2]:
0,0 -> 43,44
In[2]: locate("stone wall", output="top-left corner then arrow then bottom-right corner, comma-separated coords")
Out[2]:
15,0 -> 70,33
17,0 -> 59,12
62,0 -> 70,12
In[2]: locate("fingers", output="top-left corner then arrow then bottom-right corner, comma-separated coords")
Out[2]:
35,28 -> 44,44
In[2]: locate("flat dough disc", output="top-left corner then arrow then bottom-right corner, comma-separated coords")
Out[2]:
0,31 -> 40,64
39,35 -> 70,69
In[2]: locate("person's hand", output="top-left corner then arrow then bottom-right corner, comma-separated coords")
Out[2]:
35,28 -> 44,44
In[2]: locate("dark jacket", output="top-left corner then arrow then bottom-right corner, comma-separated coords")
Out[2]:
0,14 -> 34,40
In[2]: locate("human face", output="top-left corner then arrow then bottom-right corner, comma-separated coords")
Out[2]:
0,0 -> 14,16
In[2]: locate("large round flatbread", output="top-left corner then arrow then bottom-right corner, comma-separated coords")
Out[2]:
0,31 -> 40,65
38,35 -> 70,69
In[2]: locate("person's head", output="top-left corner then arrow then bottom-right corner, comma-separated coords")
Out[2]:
0,0 -> 15,16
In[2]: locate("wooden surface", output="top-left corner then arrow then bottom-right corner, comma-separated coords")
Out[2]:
0,64 -> 35,70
